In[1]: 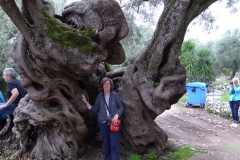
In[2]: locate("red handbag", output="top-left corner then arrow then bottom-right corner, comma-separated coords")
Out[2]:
110,119 -> 121,132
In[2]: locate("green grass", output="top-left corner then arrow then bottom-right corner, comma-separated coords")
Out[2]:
125,145 -> 194,160
143,152 -> 158,159
78,155 -> 86,160
167,146 -> 193,160
154,82 -> 160,87
127,153 -> 142,160
179,94 -> 187,102
219,110 -> 231,118
205,105 -> 213,113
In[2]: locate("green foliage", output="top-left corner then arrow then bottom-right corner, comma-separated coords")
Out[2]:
126,145 -> 194,160
154,82 -> 160,87
4,150 -> 12,156
205,105 -> 213,113
0,0 -> 67,70
78,155 -> 86,160
127,153 -> 142,160
179,40 -> 198,81
0,67 -> 7,99
219,110 -> 231,118
179,94 -> 187,102
221,67 -> 231,76
180,40 -> 215,82
160,156 -> 167,160
213,29 -> 240,78
104,62 -> 112,72
168,146 -> 193,160
121,24 -> 154,66
195,48 -> 215,82
180,40 -> 197,54
143,152 -> 158,159
0,6 -> 18,69
125,152 -> 158,160
218,93 -> 229,102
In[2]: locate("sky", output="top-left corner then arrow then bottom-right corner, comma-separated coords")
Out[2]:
65,0 -> 240,43
185,1 -> 240,43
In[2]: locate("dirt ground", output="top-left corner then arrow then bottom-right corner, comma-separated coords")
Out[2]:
83,103 -> 240,160
155,104 -> 240,160
2,103 -> 237,159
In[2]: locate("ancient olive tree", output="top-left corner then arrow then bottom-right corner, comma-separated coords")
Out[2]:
0,0 -> 219,159
213,29 -> 240,79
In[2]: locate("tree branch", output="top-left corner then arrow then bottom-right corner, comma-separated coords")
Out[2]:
0,0 -> 32,41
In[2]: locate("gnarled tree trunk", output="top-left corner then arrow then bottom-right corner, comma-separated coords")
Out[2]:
0,0 -> 217,159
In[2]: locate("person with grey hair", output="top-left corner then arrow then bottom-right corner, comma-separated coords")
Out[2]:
229,77 -> 240,127
0,68 -> 26,131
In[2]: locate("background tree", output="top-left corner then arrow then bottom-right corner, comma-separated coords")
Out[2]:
180,40 -> 215,82
179,40 -> 197,81
195,48 -> 215,82
0,0 -> 237,159
213,29 -> 240,79
121,24 -> 154,66
0,0 -> 66,96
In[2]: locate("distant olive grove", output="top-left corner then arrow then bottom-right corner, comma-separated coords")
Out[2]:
180,29 -> 240,83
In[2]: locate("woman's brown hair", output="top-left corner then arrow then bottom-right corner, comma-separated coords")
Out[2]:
99,77 -> 114,92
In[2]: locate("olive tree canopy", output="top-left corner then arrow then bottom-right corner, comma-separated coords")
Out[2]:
213,29 -> 240,79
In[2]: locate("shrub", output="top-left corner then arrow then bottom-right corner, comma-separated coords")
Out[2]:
219,110 -> 231,118
218,94 -> 229,102
127,153 -> 141,160
168,146 -> 193,160
221,67 -> 231,76
179,94 -> 187,102
143,152 -> 158,159
205,105 -> 213,113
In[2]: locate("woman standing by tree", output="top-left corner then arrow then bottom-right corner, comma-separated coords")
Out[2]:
229,77 -> 240,127
82,77 -> 124,160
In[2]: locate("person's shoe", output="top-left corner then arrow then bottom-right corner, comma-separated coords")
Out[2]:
230,123 -> 235,127
232,123 -> 239,127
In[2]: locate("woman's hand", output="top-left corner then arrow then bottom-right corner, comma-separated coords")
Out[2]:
81,94 -> 87,103
81,94 -> 92,110
112,114 -> 119,124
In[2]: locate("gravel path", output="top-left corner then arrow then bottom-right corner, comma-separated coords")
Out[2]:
155,105 -> 240,160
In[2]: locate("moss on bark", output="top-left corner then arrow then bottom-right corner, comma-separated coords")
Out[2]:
42,11 -> 92,55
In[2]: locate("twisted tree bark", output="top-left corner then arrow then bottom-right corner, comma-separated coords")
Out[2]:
0,0 -> 217,159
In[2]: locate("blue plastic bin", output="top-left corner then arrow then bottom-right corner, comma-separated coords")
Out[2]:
186,82 -> 208,108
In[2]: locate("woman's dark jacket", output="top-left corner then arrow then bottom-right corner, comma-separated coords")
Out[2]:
90,91 -> 123,123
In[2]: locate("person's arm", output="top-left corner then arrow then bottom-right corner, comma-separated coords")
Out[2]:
0,88 -> 19,110
81,94 -> 92,110
233,84 -> 240,92
229,84 -> 234,95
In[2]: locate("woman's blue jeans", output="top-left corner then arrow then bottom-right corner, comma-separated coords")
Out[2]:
229,101 -> 240,123
98,121 -> 120,160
